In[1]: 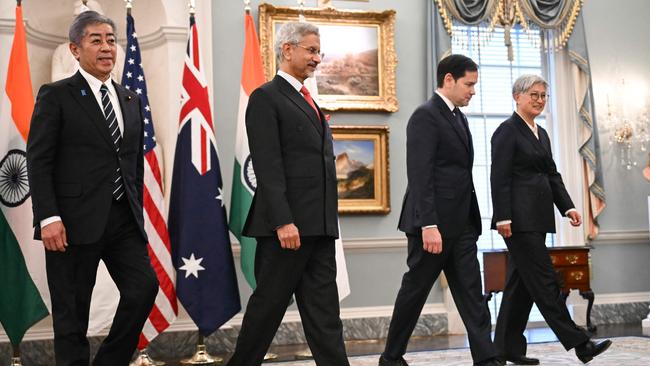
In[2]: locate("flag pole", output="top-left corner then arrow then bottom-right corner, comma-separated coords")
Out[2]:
177,4 -> 220,363
180,334 -> 221,365
121,1 -> 169,365
10,344 -> 22,366
10,5 -> 26,366
237,4 -> 277,361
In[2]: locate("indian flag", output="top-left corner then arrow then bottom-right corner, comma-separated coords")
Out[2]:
0,3 -> 49,346
230,12 -> 266,289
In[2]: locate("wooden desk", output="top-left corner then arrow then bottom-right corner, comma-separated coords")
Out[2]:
483,246 -> 596,331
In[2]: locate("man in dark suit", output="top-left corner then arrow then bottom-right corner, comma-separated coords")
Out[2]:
380,55 -> 500,366
491,74 -> 611,365
26,11 -> 158,366
226,22 -> 348,366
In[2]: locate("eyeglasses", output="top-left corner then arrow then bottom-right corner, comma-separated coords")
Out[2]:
528,92 -> 549,101
294,44 -> 324,59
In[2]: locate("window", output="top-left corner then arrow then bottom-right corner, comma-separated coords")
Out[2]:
451,24 -> 553,322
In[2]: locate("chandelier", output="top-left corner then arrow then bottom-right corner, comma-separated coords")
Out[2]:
435,0 -> 583,61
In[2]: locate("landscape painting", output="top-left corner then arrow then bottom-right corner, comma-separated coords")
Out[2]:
334,139 -> 375,199
317,24 -> 379,97
330,125 -> 390,214
258,4 -> 398,112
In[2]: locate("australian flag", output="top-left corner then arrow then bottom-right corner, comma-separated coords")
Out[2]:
168,14 -> 240,336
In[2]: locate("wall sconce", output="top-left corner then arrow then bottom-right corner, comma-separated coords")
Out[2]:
604,79 -> 650,170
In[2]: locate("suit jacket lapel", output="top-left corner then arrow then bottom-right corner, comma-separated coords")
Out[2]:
512,112 -> 548,157
68,72 -> 114,148
433,94 -> 469,151
275,76 -> 323,136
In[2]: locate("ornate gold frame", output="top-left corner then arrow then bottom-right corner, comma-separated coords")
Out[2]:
331,125 -> 390,214
258,3 -> 398,112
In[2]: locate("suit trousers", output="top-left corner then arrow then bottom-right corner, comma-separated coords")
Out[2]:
227,236 -> 349,366
45,199 -> 159,366
494,232 -> 589,355
383,224 -> 496,364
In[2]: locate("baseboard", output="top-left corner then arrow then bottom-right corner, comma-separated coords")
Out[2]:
0,303 -> 446,343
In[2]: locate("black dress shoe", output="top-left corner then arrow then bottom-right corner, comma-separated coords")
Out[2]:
502,355 -> 540,365
575,339 -> 612,363
378,355 -> 409,366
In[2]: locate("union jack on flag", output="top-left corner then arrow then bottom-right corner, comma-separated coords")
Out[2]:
121,12 -> 178,348
168,14 -> 240,336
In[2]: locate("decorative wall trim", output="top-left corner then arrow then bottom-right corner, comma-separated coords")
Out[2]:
0,303 -> 445,343
230,236 -> 408,256
0,18 -> 186,50
0,18 -> 15,35
137,25 -> 187,48
591,230 -> 649,245
590,291 -> 650,304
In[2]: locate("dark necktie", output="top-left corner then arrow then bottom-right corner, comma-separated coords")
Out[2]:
300,85 -> 321,122
100,84 -> 125,201
453,107 -> 469,146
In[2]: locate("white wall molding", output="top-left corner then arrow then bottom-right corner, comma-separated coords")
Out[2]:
591,230 -> 649,245
230,237 -> 408,256
0,18 -> 186,51
137,25 -> 187,49
0,303 -> 446,343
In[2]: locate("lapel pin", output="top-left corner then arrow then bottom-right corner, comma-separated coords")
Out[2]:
80,89 -> 87,96
126,95 -> 132,101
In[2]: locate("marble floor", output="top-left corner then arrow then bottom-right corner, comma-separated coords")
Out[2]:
154,323 -> 646,365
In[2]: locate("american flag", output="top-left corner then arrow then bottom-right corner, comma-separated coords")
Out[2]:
121,12 -> 178,348
168,14 -> 240,336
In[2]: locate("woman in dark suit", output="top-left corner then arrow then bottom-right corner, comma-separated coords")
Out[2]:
490,74 -> 611,365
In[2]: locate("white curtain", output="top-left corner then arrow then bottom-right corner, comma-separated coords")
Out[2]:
547,49 -> 587,246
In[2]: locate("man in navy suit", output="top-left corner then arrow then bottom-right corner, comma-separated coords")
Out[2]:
27,11 -> 157,366
380,55 -> 500,366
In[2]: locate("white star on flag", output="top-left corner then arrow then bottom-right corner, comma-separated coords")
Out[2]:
132,32 -> 137,38
145,105 -> 151,111
136,88 -> 142,94
130,45 -> 136,52
215,187 -> 224,207
126,71 -> 132,78
128,58 -> 135,65
179,253 -> 205,279
144,117 -> 149,124
137,75 -> 144,82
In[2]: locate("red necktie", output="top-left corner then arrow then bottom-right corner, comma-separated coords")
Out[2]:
300,85 -> 321,121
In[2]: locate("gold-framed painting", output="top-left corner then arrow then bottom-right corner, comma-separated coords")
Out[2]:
331,125 -> 390,214
258,3 -> 398,112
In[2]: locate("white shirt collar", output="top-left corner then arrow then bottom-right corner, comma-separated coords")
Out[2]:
435,90 -> 456,112
277,70 -> 304,93
78,67 -> 117,97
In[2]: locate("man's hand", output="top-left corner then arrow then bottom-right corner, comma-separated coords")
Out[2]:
497,223 -> 512,238
276,223 -> 301,250
567,211 -> 582,227
422,227 -> 443,254
41,221 -> 67,252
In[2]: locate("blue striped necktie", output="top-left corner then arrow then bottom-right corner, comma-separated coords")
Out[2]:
100,84 -> 125,201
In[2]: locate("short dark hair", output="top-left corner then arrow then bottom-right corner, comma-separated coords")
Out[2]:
436,54 -> 478,88
69,10 -> 116,45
